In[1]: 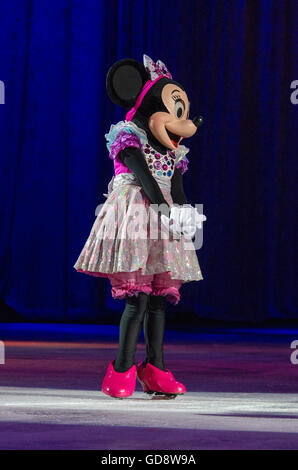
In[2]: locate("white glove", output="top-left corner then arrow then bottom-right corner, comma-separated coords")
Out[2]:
160,206 -> 184,238
178,205 -> 196,237
193,207 -> 207,229
176,204 -> 207,239
181,204 -> 206,227
160,205 -> 207,239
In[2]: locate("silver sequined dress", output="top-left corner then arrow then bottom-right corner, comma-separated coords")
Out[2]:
73,121 -> 203,283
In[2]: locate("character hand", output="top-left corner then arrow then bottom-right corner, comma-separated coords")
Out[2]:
178,204 -> 207,239
160,205 -> 206,239
160,206 -> 183,239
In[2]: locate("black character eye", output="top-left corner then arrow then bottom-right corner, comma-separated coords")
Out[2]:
174,99 -> 185,119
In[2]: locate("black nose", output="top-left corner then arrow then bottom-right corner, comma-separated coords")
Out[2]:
192,116 -> 204,127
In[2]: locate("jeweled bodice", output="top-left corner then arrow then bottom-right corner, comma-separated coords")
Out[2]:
105,120 -> 189,178
142,142 -> 176,179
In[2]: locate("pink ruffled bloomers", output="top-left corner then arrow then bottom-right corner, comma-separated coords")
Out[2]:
75,268 -> 182,305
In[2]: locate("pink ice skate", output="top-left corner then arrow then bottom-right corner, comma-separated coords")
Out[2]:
102,359 -> 136,398
137,361 -> 186,397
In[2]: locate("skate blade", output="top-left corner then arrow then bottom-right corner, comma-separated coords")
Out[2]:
145,390 -> 179,400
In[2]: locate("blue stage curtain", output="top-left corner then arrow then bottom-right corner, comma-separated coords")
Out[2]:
0,0 -> 297,322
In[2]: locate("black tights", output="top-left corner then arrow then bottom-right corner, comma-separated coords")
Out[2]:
114,293 -> 167,373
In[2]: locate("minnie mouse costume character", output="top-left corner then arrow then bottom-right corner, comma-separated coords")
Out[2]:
74,55 -> 205,398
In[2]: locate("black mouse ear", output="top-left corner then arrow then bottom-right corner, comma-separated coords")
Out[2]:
106,58 -> 148,108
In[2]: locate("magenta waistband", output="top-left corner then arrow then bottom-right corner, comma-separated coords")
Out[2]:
125,76 -> 163,121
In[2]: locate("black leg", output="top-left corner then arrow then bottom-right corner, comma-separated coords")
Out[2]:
143,294 -> 167,371
114,292 -> 149,372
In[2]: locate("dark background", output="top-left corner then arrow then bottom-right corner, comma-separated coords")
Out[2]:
0,0 -> 297,324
